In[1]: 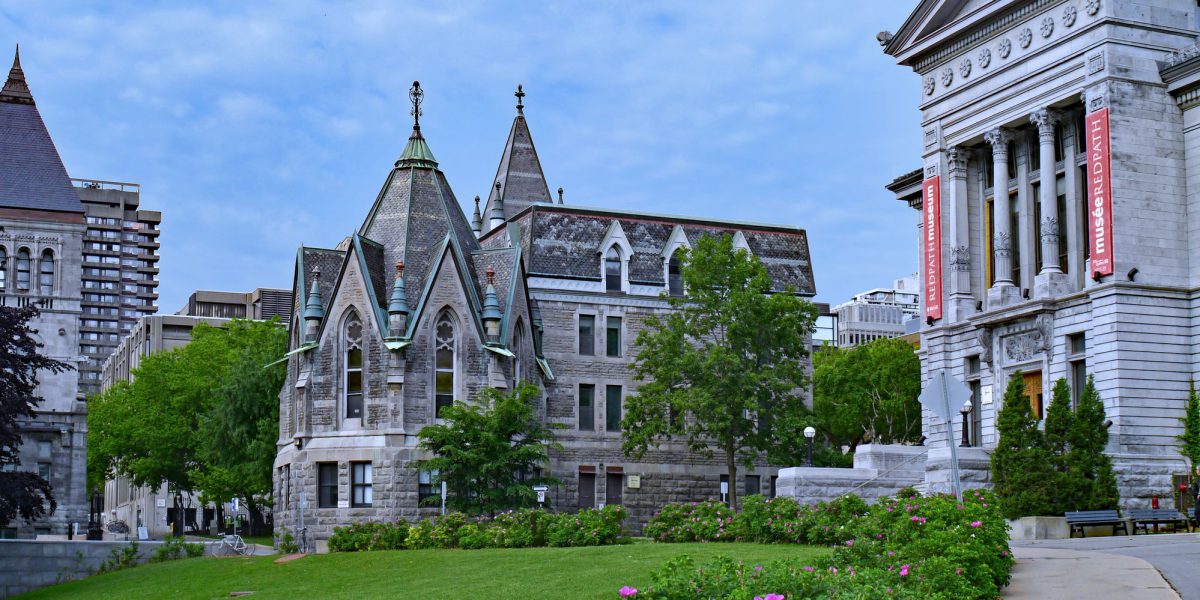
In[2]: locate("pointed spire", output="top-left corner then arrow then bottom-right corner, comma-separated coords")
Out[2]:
303,267 -> 324,343
396,81 -> 438,168
557,187 -> 564,205
471,196 -> 483,236
489,181 -> 505,229
1,45 -> 33,105
481,83 -> 552,233
515,84 -> 525,115
482,267 -> 502,343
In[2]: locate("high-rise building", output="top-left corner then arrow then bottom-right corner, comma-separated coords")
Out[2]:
74,179 -> 160,399
0,48 -> 87,538
177,288 -> 291,321
832,275 -> 920,347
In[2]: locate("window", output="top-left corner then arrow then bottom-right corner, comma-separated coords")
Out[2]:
770,475 -> 778,498
606,316 -> 621,357
15,248 -> 29,291
605,472 -> 623,506
745,475 -> 761,497
435,312 -> 457,418
965,356 -> 982,447
668,250 -> 684,297
37,462 -> 51,481
512,320 -> 526,388
605,247 -> 622,293
578,315 -> 595,355
317,463 -> 338,508
344,313 -> 364,419
351,462 -> 373,507
37,439 -> 51,459
0,246 -> 6,290
578,471 -> 596,510
1068,333 -> 1087,408
1009,192 -> 1020,285
605,385 -> 622,432
418,469 -> 439,504
578,384 -> 595,431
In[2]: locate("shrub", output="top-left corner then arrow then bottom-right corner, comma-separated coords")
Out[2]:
547,505 -> 626,547
488,509 -> 554,548
643,499 -> 735,543
634,489 -> 1012,600
328,521 -> 410,552
150,536 -> 203,563
275,527 -> 300,554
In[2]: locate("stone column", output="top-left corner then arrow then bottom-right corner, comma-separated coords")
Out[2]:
1062,113 -> 1082,288
983,129 -> 1020,306
946,147 -> 973,320
1031,109 -> 1072,298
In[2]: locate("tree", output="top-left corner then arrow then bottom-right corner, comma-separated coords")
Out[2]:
417,383 -> 561,516
812,338 -> 922,453
88,319 -> 285,535
1178,381 -> 1200,470
1067,375 -> 1119,511
1043,378 -> 1075,508
991,372 -> 1057,519
621,234 -> 817,508
0,306 -> 70,528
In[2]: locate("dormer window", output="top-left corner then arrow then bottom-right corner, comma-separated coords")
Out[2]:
344,313 -> 364,419
668,250 -> 684,297
605,247 -> 622,293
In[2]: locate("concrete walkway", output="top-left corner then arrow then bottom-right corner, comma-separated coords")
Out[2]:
1012,534 -> 1200,600
1006,545 -> 1178,599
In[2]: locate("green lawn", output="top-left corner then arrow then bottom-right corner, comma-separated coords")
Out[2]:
19,542 -> 827,600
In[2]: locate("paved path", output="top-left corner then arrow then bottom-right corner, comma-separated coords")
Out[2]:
1012,534 -> 1200,599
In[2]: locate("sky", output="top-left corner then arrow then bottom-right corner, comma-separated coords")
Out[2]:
1,1 -> 922,312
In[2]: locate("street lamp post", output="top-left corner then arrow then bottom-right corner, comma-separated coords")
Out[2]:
960,399 -> 973,447
803,426 -> 816,467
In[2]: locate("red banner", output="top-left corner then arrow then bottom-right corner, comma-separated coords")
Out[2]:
1085,108 -> 1114,277
923,176 -> 942,321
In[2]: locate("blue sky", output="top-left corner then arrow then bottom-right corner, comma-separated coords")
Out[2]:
2,1 -> 921,311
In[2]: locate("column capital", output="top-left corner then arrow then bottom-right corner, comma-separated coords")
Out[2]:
983,128 -> 1013,158
947,146 -> 970,178
1029,109 -> 1060,142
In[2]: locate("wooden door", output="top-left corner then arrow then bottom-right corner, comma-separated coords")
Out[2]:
1023,371 -> 1044,420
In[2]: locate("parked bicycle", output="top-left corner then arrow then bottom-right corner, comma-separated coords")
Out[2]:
212,533 -> 253,556
105,520 -> 129,534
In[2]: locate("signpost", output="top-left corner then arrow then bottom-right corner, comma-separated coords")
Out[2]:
533,485 -> 549,505
918,370 -> 973,502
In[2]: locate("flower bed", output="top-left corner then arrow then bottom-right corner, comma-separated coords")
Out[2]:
329,505 -> 627,552
626,489 -> 1011,599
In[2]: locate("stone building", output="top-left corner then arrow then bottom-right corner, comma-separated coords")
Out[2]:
0,49 -> 87,537
882,0 -> 1200,504
832,275 -> 921,347
272,84 -> 815,540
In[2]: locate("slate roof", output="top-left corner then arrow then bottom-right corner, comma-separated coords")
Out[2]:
0,48 -> 84,214
297,246 -> 347,318
509,204 -> 815,295
480,92 -> 552,235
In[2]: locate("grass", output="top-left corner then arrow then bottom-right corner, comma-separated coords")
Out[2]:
19,542 -> 827,600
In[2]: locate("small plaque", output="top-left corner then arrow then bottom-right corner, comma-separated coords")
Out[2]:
627,475 -> 640,489
337,500 -> 349,509
137,527 -> 148,540
982,386 -> 993,405
536,490 -> 545,503
155,499 -> 166,508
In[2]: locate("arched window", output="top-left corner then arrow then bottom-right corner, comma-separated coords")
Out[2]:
512,319 -> 526,389
435,312 -> 456,418
344,312 -> 363,419
15,248 -> 29,291
605,247 -> 622,293
0,246 -> 7,290
668,249 -> 684,297
38,250 -> 53,296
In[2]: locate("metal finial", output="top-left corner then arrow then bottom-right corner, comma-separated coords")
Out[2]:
557,187 -> 564,204
312,267 -> 321,280
486,267 -> 495,284
515,84 -> 525,113
395,261 -> 404,275
409,81 -> 424,129
494,181 -> 502,197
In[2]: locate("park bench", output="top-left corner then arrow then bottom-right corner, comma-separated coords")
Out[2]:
1129,509 -> 1191,535
1064,510 -> 1127,538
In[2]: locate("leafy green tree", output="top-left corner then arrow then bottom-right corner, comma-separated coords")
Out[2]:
621,234 -> 816,508
417,383 -> 561,516
1067,375 -> 1119,511
1178,381 -> 1200,470
1043,378 -> 1075,508
812,338 -> 922,453
991,372 -> 1057,519
0,306 -> 70,528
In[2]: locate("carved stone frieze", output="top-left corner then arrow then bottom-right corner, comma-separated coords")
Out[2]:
941,66 -> 954,87
998,38 -> 1012,59
1004,331 -> 1044,362
1040,16 -> 1054,38
1018,27 -> 1033,49
1063,4 -> 1077,27
978,48 -> 991,69
924,76 -> 936,96
959,57 -> 972,78
1085,0 -> 1100,17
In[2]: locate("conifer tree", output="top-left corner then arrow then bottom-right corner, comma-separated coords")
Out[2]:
1066,375 -> 1119,511
1178,381 -> 1200,470
1044,378 -> 1075,508
991,372 -> 1057,519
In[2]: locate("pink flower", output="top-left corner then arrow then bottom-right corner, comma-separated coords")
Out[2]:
755,565 -> 764,572
803,566 -> 814,572
970,521 -> 982,528
845,540 -> 854,546
619,586 -> 638,598
899,564 -> 910,577
755,595 -> 785,600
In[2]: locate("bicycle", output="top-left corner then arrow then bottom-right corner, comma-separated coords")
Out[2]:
105,520 -> 129,534
215,533 -> 253,556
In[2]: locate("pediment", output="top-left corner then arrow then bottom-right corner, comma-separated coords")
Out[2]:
886,0 -> 1008,60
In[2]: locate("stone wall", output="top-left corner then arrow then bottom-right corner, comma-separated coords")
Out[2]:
0,539 -> 161,597
778,445 -> 927,505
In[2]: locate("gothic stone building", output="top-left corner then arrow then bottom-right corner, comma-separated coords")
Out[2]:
883,0 -> 1200,505
0,49 -> 87,537
272,85 -> 815,540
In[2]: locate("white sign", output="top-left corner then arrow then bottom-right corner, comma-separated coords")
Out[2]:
918,371 -> 972,421
536,491 -> 545,504
981,386 -> 993,405
627,475 -> 640,489
137,527 -> 149,540
155,499 -> 166,508
232,497 -> 239,514
720,481 -> 728,495
337,500 -> 349,509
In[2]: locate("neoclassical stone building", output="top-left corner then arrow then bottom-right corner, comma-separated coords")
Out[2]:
271,84 -> 815,540
883,0 -> 1200,505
